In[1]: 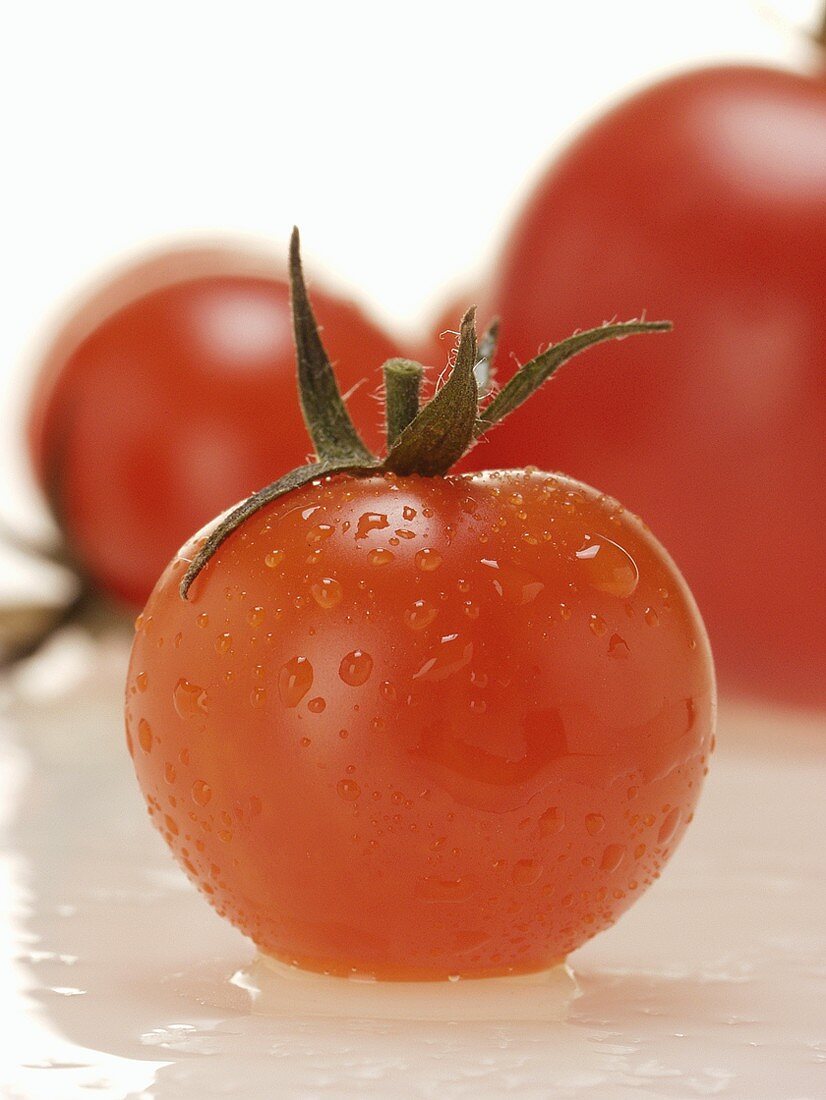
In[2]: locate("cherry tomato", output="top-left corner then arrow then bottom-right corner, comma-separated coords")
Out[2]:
474,65 -> 826,706
126,469 -> 713,980
28,248 -> 401,608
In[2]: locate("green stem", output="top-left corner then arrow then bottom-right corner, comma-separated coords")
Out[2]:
383,359 -> 424,448
289,228 -> 375,465
384,308 -> 479,477
179,229 -> 674,601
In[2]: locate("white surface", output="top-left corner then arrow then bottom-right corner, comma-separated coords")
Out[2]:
1,630 -> 824,1099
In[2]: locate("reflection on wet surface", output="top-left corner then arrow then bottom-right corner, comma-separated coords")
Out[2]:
2,629 -> 825,1098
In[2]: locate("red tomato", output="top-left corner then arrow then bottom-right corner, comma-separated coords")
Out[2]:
126,469 -> 713,980
474,65 -> 826,707
28,247 -> 401,608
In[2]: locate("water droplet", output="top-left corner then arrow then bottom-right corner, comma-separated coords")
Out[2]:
250,687 -> 267,707
173,679 -> 208,719
415,875 -> 479,902
402,505 -> 417,521
192,780 -> 212,806
356,512 -> 389,539
644,607 -> 659,627
306,523 -> 334,546
539,806 -> 565,836
559,603 -> 572,621
589,615 -> 608,638
404,599 -> 438,631
137,719 -> 153,753
278,656 -> 314,706
337,778 -> 361,801
215,632 -> 232,654
248,606 -> 265,627
600,844 -> 625,872
310,577 -> 342,610
585,813 -> 605,835
481,559 -> 544,605
368,547 -> 394,566
339,650 -> 373,687
134,613 -> 144,632
196,613 -> 209,629
380,680 -> 396,701
634,843 -> 646,859
164,762 -> 176,784
415,548 -> 442,572
135,672 -> 148,692
413,634 -> 473,682
265,550 -> 284,568
512,859 -> 542,885
658,807 -> 681,844
576,537 -> 639,598
608,633 -> 630,658
308,696 -> 326,714
164,814 -> 179,836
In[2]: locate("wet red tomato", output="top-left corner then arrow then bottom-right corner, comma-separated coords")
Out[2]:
28,247 -> 401,608
126,469 -> 714,980
474,65 -> 826,706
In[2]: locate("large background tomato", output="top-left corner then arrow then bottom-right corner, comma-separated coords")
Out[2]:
126,469 -> 714,980
28,248 -> 402,608
472,65 -> 826,707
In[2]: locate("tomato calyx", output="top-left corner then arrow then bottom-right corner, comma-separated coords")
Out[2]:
179,228 -> 671,599
385,306 -> 480,476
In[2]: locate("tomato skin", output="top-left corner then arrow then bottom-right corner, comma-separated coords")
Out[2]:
474,65 -> 826,706
126,469 -> 714,980
28,252 -> 401,608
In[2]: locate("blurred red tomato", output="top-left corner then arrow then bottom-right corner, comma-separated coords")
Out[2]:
29,245 -> 402,608
473,65 -> 826,707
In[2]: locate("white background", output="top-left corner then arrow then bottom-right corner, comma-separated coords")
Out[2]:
0,0 -> 822,535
